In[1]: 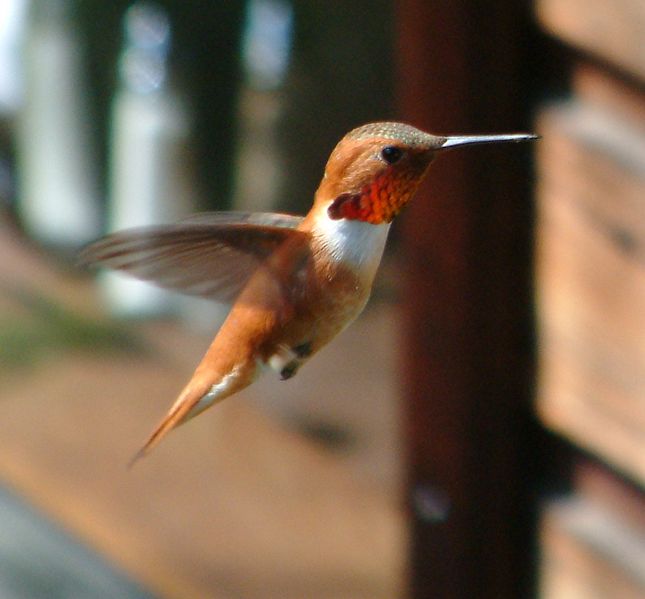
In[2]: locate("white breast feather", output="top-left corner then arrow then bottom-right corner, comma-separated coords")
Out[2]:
313,213 -> 391,276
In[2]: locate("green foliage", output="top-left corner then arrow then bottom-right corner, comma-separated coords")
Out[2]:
0,290 -> 138,370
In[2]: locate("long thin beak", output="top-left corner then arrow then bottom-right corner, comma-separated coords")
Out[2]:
440,132 -> 538,150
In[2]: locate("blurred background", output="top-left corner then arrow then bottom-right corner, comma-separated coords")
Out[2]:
0,1 -> 643,598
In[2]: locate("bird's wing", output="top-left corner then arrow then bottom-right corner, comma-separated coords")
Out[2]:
79,211 -> 307,303
179,211 -> 304,228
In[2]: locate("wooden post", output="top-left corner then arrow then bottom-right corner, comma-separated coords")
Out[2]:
396,2 -> 538,596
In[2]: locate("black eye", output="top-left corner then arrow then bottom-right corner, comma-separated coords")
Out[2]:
380,145 -> 403,164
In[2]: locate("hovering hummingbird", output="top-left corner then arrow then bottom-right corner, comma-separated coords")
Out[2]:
81,121 -> 536,462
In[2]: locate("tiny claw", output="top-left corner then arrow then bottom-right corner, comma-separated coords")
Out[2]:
280,362 -> 298,380
293,342 -> 312,358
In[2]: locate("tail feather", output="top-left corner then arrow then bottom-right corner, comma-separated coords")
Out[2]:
128,378 -> 211,467
129,361 -> 255,467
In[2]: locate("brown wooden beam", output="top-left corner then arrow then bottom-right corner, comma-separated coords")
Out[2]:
396,2 -> 538,597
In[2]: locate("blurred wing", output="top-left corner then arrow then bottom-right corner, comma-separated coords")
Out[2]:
180,211 -> 304,228
79,212 -> 307,303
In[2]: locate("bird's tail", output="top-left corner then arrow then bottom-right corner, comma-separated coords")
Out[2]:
129,360 -> 256,467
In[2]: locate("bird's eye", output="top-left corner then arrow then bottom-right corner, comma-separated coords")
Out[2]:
381,145 -> 404,164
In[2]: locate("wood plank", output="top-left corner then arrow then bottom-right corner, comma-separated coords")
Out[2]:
573,64 -> 645,126
541,464 -> 645,599
536,0 -> 645,81
540,495 -> 645,599
535,101 -> 645,484
574,462 -> 645,534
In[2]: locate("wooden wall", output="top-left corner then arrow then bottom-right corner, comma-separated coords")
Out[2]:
535,0 -> 645,596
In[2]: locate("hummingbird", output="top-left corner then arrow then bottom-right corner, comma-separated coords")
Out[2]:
80,121 -> 536,462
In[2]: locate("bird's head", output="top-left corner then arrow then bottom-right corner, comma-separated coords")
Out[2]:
316,121 -> 536,225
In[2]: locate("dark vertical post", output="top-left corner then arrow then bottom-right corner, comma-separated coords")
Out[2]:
396,2 -> 537,597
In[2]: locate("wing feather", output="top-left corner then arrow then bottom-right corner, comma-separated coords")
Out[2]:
179,211 -> 304,228
79,212 -> 307,303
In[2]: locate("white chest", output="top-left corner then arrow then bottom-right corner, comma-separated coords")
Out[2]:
312,216 -> 391,280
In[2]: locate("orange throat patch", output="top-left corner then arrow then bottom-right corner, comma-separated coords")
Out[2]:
327,170 -> 422,224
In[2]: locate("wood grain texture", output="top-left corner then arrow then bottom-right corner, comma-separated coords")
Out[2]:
535,100 -> 645,484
